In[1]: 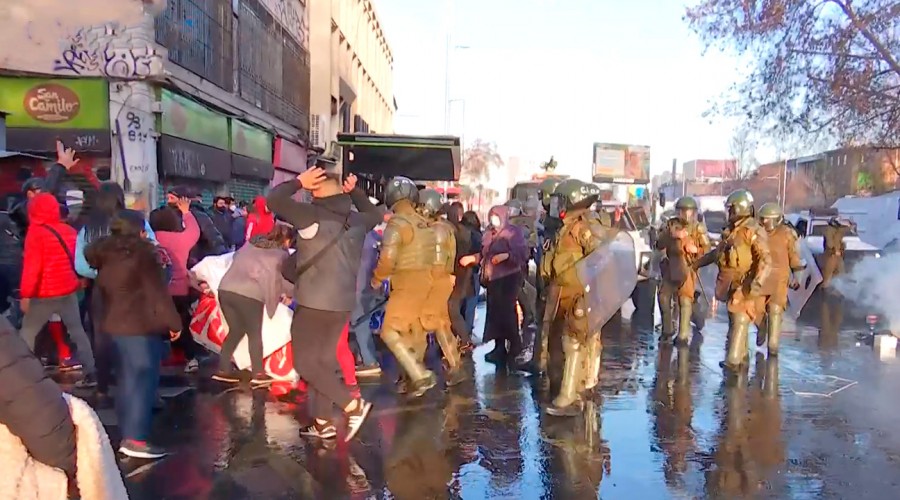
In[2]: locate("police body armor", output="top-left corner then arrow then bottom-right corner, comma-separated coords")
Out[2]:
382,211 -> 437,273
430,218 -> 457,275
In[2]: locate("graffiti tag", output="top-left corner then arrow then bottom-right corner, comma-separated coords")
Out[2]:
53,26 -> 163,78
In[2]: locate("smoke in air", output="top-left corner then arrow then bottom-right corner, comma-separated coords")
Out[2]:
832,251 -> 900,331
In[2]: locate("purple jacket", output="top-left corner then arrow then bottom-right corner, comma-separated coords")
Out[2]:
481,206 -> 529,282
356,227 -> 383,294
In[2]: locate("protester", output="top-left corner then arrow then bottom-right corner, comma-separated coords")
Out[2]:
231,201 -> 249,249
85,210 -> 182,459
75,182 -> 158,400
460,211 -> 483,336
153,199 -> 202,373
267,164 -> 382,442
245,195 -> 276,242
351,213 -> 389,376
210,196 -> 236,250
211,225 -> 294,387
481,205 -> 528,365
444,202 -> 477,352
0,315 -> 76,479
164,187 -> 227,267
19,192 -> 97,386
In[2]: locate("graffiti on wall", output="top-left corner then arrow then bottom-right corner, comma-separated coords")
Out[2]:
0,0 -> 163,77
53,25 -> 164,78
259,0 -> 309,48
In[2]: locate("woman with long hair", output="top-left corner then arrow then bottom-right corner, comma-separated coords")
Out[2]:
211,225 -> 294,387
74,182 -> 156,400
460,211 -> 483,337
85,209 -> 181,459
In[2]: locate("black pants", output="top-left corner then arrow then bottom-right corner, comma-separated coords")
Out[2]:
218,291 -> 265,373
485,272 -> 523,357
172,295 -> 199,360
448,268 -> 473,344
291,305 -> 353,420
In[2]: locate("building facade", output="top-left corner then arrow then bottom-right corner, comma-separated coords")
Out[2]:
0,0 -> 312,210
308,0 -> 395,150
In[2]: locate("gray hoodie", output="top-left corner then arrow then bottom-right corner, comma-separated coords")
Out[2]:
218,239 -> 294,318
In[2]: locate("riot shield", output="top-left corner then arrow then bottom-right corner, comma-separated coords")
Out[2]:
787,240 -> 823,319
575,231 -> 639,332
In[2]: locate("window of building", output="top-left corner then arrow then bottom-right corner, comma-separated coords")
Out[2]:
156,0 -> 234,91
237,0 -> 310,134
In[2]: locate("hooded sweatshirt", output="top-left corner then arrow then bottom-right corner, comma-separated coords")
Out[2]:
218,237 -> 294,319
245,196 -> 275,241
20,193 -> 80,299
481,205 -> 529,283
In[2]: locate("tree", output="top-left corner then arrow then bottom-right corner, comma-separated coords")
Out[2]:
687,0 -> 900,150
729,126 -> 759,179
461,139 -> 503,185
540,156 -> 558,172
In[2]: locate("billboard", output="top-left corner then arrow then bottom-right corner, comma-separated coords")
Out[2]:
683,159 -> 738,180
592,143 -> 650,184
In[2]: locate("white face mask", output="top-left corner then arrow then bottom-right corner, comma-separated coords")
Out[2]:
490,215 -> 501,228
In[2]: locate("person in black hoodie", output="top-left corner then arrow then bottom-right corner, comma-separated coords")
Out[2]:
266,161 -> 382,443
0,315 -> 76,477
85,210 -> 182,459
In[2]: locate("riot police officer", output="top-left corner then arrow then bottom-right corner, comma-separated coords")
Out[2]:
656,196 -> 711,345
696,189 -> 771,372
371,177 -> 438,397
821,216 -> 849,288
418,189 -> 466,386
540,179 -> 611,416
756,203 -> 804,355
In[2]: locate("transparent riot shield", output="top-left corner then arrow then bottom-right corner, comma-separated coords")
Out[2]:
575,231 -> 639,332
787,240 -> 823,319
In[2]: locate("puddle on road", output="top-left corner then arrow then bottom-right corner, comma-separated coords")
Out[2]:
115,301 -> 900,500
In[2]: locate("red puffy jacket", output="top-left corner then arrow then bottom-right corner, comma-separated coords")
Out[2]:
20,193 -> 79,299
245,195 -> 275,241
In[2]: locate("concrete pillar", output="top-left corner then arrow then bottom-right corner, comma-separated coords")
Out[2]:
109,80 -> 159,212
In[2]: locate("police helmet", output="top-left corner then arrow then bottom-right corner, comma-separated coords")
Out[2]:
384,176 -> 419,208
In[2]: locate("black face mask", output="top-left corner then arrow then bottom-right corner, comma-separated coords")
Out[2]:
215,206 -> 227,213
167,202 -> 178,210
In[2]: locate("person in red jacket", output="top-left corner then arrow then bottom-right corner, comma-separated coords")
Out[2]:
244,195 -> 275,242
19,193 -> 97,387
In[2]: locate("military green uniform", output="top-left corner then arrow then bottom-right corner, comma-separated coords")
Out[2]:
372,177 -> 437,397
418,189 -> 466,386
697,190 -> 771,372
541,179 -> 610,416
821,221 -> 848,287
518,178 -> 564,375
756,203 -> 804,355
656,197 -> 711,344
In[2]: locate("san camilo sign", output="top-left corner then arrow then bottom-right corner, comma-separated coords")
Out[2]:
0,77 -> 108,129
24,83 -> 81,123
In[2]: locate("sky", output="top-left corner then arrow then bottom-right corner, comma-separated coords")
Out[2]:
373,0 -> 749,185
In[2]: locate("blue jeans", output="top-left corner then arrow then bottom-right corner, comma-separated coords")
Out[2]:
113,335 -> 163,442
350,291 -> 379,366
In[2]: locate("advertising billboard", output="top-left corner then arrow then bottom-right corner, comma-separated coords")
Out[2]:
592,143 -> 650,184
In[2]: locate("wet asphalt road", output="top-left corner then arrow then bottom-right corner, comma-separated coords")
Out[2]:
65,289 -> 900,499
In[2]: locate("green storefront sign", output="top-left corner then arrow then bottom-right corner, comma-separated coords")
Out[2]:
231,119 -> 272,161
160,89 -> 229,151
0,77 -> 109,129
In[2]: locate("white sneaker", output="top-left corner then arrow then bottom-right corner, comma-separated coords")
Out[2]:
184,359 -> 199,374
344,399 -> 373,442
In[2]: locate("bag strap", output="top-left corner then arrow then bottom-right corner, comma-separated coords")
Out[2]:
41,224 -> 77,274
293,213 -> 352,279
